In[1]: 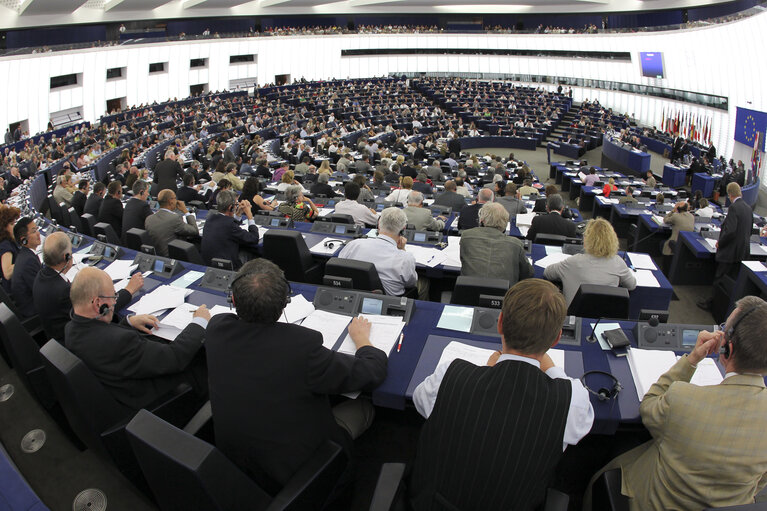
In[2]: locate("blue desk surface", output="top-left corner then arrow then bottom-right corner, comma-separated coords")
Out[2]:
662,163 -> 687,188
602,136 -> 651,175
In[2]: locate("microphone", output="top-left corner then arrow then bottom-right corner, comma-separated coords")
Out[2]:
587,316 -> 603,344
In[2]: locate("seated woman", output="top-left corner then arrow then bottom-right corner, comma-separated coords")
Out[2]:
241,177 -> 276,212
386,176 -> 414,204
543,217 -> 636,308
602,177 -> 618,197
0,205 -> 20,295
277,185 -> 319,222
276,170 -> 306,192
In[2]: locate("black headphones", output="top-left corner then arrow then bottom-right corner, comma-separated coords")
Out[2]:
99,303 -> 111,316
323,239 -> 347,249
722,305 -> 761,359
226,270 -> 292,309
55,253 -> 72,276
20,237 -> 28,246
580,370 -> 622,402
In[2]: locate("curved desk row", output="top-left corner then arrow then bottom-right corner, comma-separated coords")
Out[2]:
457,135 -> 538,151
601,136 -> 651,176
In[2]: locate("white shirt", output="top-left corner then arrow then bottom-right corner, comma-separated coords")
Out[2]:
385,188 -> 412,204
338,235 -> 417,296
413,353 -> 594,451
333,199 -> 379,227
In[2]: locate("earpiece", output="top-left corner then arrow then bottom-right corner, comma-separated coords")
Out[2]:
99,303 -> 111,316
64,253 -> 71,263
580,371 -> 622,402
722,305 -> 761,359
20,237 -> 27,246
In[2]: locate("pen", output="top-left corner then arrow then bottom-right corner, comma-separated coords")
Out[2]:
397,333 -> 404,352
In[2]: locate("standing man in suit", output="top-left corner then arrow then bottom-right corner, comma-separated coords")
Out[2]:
526,194 -> 577,241
205,258 -> 387,492
153,149 -> 184,194
11,217 -> 42,319
411,279 -> 593,510
585,296 -> 767,510
84,182 -> 106,217
70,180 -> 89,217
200,190 -> 259,269
457,188 -> 494,231
121,180 -> 152,243
698,182 -> 752,310
144,189 -> 199,257
97,181 -> 124,237
403,191 -> 445,232
65,267 -> 209,411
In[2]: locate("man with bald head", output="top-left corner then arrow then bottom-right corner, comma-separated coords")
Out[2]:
65,267 -> 209,410
33,232 -> 143,342
144,189 -> 199,257
433,180 -> 466,213
457,188 -> 494,231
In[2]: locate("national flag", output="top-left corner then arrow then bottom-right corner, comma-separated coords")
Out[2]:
661,108 -> 666,134
752,131 -> 762,183
734,107 -> 767,151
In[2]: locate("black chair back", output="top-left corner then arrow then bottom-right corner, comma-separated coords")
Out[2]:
263,230 -> 322,284
328,213 -> 355,224
568,284 -> 630,319
67,208 -> 84,233
80,214 -> 97,237
59,204 -> 73,228
450,276 -> 510,307
125,228 -> 153,252
168,239 -> 205,265
534,233 -> 567,246
324,257 -> 384,293
48,196 -> 65,225
94,222 -> 121,245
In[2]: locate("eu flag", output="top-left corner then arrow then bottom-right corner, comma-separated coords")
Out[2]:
735,107 -> 767,151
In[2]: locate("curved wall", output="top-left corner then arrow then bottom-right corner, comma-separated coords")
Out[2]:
0,13 -> 759,169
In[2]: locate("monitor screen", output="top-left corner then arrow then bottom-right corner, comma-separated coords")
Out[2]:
376,204 -> 384,211
153,259 -> 165,273
640,52 -> 664,79
103,246 -> 114,259
335,225 -> 346,234
361,297 -> 383,315
682,329 -> 700,347
413,232 -> 427,242
270,218 -> 280,227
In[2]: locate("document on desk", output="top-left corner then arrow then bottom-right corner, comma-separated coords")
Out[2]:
128,285 -> 190,316
301,309 -> 352,350
406,245 -> 448,268
651,215 -> 665,225
627,252 -> 657,270
534,253 -> 570,269
310,238 -> 344,255
170,270 -> 205,289
436,341 -> 566,371
634,269 -> 660,288
750,243 -> 767,256
103,260 -> 138,281
441,237 -> 462,268
337,314 -> 404,356
515,213 -> 536,227
151,324 -> 183,342
689,358 -> 724,386
627,347 -> 677,399
317,208 -> 334,217
544,245 -> 563,256
160,303 -> 200,330
437,305 -> 474,333
278,294 -> 315,324
209,305 -> 234,317
703,237 -> 718,251
743,260 -> 767,272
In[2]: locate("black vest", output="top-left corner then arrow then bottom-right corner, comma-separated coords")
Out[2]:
410,359 -> 572,511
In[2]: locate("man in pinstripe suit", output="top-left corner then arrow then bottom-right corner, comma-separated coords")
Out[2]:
410,279 -> 594,511
585,296 -> 767,510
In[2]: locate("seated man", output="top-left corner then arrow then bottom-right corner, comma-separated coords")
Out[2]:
460,203 -> 532,285
97,180 -> 124,236
121,180 -> 152,243
144,189 -> 199,257
403,191 -> 446,232
177,172 -> 211,205
33,232 -> 142,342
65,267 -> 209,410
518,178 -> 538,197
411,279 -> 594,510
412,173 -> 433,195
457,188 -> 494,231
333,182 -> 379,228
432,180 -> 466,213
497,182 -> 527,219
201,190 -> 260,269
526,194 -> 577,241
585,297 -> 767,510
205,259 -> 387,491
309,173 -> 339,198
618,186 -> 638,204
84,182 -> 106,217
53,174 -> 75,207
11,217 -> 42,319
644,170 -> 657,188
338,207 -> 417,296
71,179 -> 89,216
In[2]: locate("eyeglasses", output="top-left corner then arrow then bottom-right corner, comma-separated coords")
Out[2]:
97,294 -> 119,301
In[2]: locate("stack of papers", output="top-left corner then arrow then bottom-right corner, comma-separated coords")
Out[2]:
301,309 -> 352,349
103,260 -> 138,281
278,294 -> 315,324
128,285 -> 191,315
406,245 -> 448,267
515,213 -> 536,227
441,236 -> 462,267
337,314 -> 405,356
534,253 -> 571,269
627,252 -> 657,270
627,347 -> 723,399
634,269 -> 660,288
436,341 -> 566,371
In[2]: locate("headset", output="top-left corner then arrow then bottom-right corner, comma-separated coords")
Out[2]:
227,269 -> 292,310
55,252 -> 72,276
20,237 -> 28,246
722,305 -> 761,359
580,370 -> 622,402
323,239 -> 347,249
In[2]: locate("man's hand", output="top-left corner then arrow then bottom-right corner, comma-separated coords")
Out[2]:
437,215 -> 447,221
128,314 -> 159,334
177,200 -> 189,214
124,272 -> 144,295
688,329 -> 724,366
348,316 -> 373,349
397,236 -> 407,250
240,200 -> 253,219
539,353 -> 555,372
487,350 -> 502,366
193,304 -> 211,321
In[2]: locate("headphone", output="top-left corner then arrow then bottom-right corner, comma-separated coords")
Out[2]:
580,370 -> 622,402
323,239 -> 347,249
55,253 -> 72,276
722,305 -> 761,359
226,270 -> 292,309
99,303 -> 112,316
20,237 -> 27,246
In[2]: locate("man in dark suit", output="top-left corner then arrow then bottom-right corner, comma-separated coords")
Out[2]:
205,259 -> 387,492
65,267 -> 209,410
309,173 -> 337,198
447,138 -> 461,158
254,158 -> 272,180
33,232 -> 142,342
457,188 -> 494,231
121,180 -> 153,243
5,166 -> 23,194
433,180 -> 466,213
526,194 -> 577,241
153,149 -> 184,194
11,218 -> 42,319
698,182 -> 753,310
201,191 -> 259,269
412,173 -> 433,196
97,181 -> 124,237
176,173 -> 211,205
410,279 -> 593,510
84,182 -> 106,217
70,179 -> 89,217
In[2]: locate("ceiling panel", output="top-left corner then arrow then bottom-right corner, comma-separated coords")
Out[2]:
106,0 -> 170,10
188,0 -> 254,7
21,0 -> 86,14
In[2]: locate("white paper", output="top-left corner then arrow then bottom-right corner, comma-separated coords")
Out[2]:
151,323 -> 183,342
743,260 -> 767,272
437,341 -> 496,367
588,322 -> 623,351
703,238 -> 718,251
406,245 -> 448,267
128,285 -> 189,315
627,252 -> 657,270
437,305 -> 475,332
317,208 -> 334,217
750,243 -> 767,256
103,260 -> 138,281
534,252 -> 571,269
518,226 -> 529,237
689,358 -> 724,386
310,238 -> 346,255
337,314 -> 405,356
548,348 -> 566,369
515,213 -> 536,227
627,347 -> 678,399
160,303 -> 199,330
64,263 -> 86,282
652,215 -> 665,225
634,269 -> 661,288
278,294 -> 315,324
301,309 -> 352,349
209,305 -> 233,317
544,245 -> 563,255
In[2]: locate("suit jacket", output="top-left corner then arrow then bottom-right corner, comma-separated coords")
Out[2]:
11,247 -> 41,319
433,191 -> 466,213
309,182 -> 337,197
201,214 -> 259,269
121,198 -> 152,241
662,211 -> 694,256
153,158 -> 184,193
457,203 -> 482,231
97,196 -> 124,237
497,195 -> 527,218
65,314 -> 205,410
526,212 -> 577,241
144,209 -> 199,257
618,195 -> 638,204
604,356 -> 767,510
70,190 -> 87,217
460,227 -> 532,285
33,266 -> 131,342
84,193 -> 103,217
403,206 -> 444,232
205,315 -> 387,489
176,185 -> 210,205
717,197 -> 752,263
412,182 -> 433,196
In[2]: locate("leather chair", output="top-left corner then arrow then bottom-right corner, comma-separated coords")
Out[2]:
125,228 -> 153,252
591,469 -> 629,511
80,214 -> 97,237
328,213 -> 355,224
94,222 -> 121,245
262,230 -> 323,284
168,239 -> 205,265
450,276 -> 509,308
568,284 -> 630,320
59,204 -> 73,228
323,257 -> 384,293
67,207 -> 84,233
126,408 -> 347,511
48,196 -> 66,225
